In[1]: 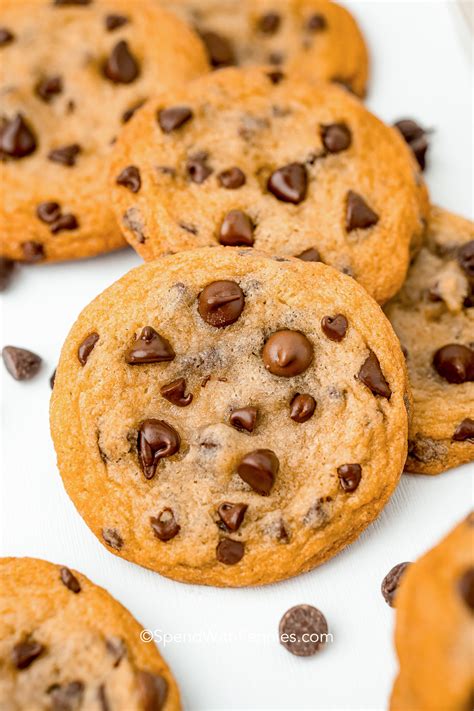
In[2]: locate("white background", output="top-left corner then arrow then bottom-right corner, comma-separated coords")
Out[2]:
1,2 -> 473,709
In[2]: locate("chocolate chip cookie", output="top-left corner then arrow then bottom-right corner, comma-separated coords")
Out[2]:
109,66 -> 428,304
0,0 -> 208,264
50,247 -> 410,586
163,0 -> 369,97
385,207 -> 474,475
390,513 -> 474,710
0,557 -> 180,710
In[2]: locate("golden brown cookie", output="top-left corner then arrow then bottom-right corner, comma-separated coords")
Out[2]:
0,557 -> 180,710
390,513 -> 474,711
163,0 -> 369,97
0,0 -> 208,264
50,247 -> 410,587
385,207 -> 474,475
109,66 -> 428,304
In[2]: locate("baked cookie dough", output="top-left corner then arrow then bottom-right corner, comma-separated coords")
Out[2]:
390,513 -> 474,711
385,207 -> 474,475
0,557 -> 180,710
109,66 -> 428,304
50,247 -> 410,587
163,0 -> 369,97
0,0 -> 208,263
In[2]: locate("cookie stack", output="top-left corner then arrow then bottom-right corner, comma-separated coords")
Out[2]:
0,1 -> 472,709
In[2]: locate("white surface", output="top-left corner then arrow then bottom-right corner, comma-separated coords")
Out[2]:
1,2 -> 473,709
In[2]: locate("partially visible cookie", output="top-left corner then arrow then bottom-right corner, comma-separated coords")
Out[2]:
50,247 -> 410,587
385,207 -> 474,475
0,557 -> 180,710
0,0 -> 208,264
163,0 -> 369,97
390,513 -> 474,710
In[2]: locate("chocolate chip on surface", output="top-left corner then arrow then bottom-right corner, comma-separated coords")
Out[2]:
258,12 -> 281,34
49,681 -> 84,710
218,167 -> 246,189
219,210 -> 255,246
218,502 -> 248,532
136,670 -> 168,711
11,639 -> 45,669
453,418 -> 474,442
381,562 -> 411,607
126,327 -> 175,364
321,123 -> 351,153
102,528 -> 123,550
49,214 -> 79,234
199,30 -> 235,68
457,241 -> 474,278
267,163 -> 308,204
198,280 -> 245,327
138,420 -> 180,479
151,508 -> 180,541
105,14 -> 129,31
358,350 -> 391,398
59,566 -> 81,593
160,378 -> 193,406
457,568 -> 474,611
321,314 -> 348,341
122,100 -> 145,124
0,28 -> 14,46
230,407 -> 257,432
216,538 -> 245,564
433,344 -> 474,384
21,241 -> 44,262
78,333 -> 99,365
346,191 -> 379,231
48,143 -> 81,166
279,604 -> 329,657
35,75 -> 63,102
237,449 -> 279,495
37,201 -> 61,224
263,330 -> 313,377
296,247 -> 321,262
116,165 -> 141,193
103,40 -> 139,84
307,13 -> 327,31
158,106 -> 193,133
290,394 -> 316,423
187,153 -> 212,184
337,463 -> 362,492
394,118 -> 429,170
0,114 -> 37,159
2,346 -> 42,381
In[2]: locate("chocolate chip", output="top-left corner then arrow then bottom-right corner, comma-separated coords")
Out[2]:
106,636 -> 126,666
2,346 -> 42,381
216,538 -> 245,564
102,528 -> 123,550
187,153 -> 212,184
138,419 -> 180,479
126,326 -> 175,364
321,123 -> 351,153
35,75 -> 63,102
78,332 -> 99,365
296,247 -> 321,262
12,639 -> 45,669
103,40 -> 139,84
263,330 -> 313,377
433,344 -> 474,384
151,508 -> 180,541
160,378 -> 193,407
258,12 -> 281,34
198,280 -> 245,327
0,114 -> 37,159
48,143 -> 81,166
267,163 -> 308,204
136,671 -> 168,711
279,605 -> 328,657
218,167 -> 246,189
346,191 -> 379,231
0,257 -> 15,291
458,241 -> 474,278
49,681 -> 84,710
453,418 -> 474,442
230,407 -> 257,432
97,684 -> 110,711
105,13 -> 129,31
158,106 -> 193,133
50,214 -> 79,234
50,369 -> 56,389
122,99 -> 145,124
321,314 -> 348,341
199,30 -> 235,68
381,562 -> 411,607
358,351 -> 391,398
21,241 -> 44,262
237,449 -> 279,495
219,209 -> 255,246
116,165 -> 141,193
457,568 -> 474,611
337,463 -> 362,492
290,394 -> 316,423
267,70 -> 285,84
37,201 -> 61,224
394,119 -> 429,170
307,13 -> 327,31
59,566 -> 81,593
123,207 -> 146,243
0,28 -> 14,46
218,502 -> 248,532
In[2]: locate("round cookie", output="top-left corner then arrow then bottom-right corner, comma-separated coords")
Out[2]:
390,514 -> 474,710
50,247 -> 410,587
0,0 -> 208,264
0,557 -> 180,710
163,0 -> 369,97
109,66 -> 428,304
385,207 -> 474,475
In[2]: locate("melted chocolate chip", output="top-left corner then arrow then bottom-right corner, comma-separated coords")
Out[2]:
219,210 -> 255,246
126,327 -> 175,364
103,40 -> 139,84
346,191 -> 379,231
0,28 -> 14,46
267,163 -> 308,204
198,280 -> 245,328
122,100 -> 145,123
262,330 -> 313,377
136,671 -> 168,711
337,463 -> 362,492
2,346 -> 42,381
102,528 -> 123,550
237,449 -> 279,495
160,378 -> 193,407
296,247 -> 321,262
279,605 -> 328,657
307,13 -> 327,31
78,332 -> 99,365
199,30 -> 235,68
158,106 -> 193,133
267,70 -> 285,84
49,214 -> 78,234
105,14 -> 129,31
0,114 -> 37,158
358,351 -> 391,398
151,508 -> 180,541
321,314 -> 348,341
37,201 -> 61,224
49,681 -> 84,711
35,75 -> 63,102
453,418 -> 474,442
216,538 -> 245,564
187,153 -> 212,183
218,502 -> 248,532
138,419 -> 180,479
433,344 -> 474,384
394,119 -> 429,170
290,394 -> 316,423
12,639 -> 45,669
321,123 -> 352,153
458,568 -> 474,611
258,12 -> 281,34
116,165 -> 141,193
381,562 -> 411,607
59,566 -> 81,593
21,241 -> 44,262
0,257 -> 15,291
48,143 -> 81,167
230,407 -> 257,432
458,241 -> 474,278
218,167 -> 246,189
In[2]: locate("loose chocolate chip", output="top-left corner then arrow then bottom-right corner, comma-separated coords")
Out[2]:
103,40 -> 139,84
263,330 -> 313,377
35,75 -> 63,102
187,153 -> 212,184
267,163 -> 308,204
200,30 -> 235,68
453,418 -> 474,442
218,502 -> 248,532
198,280 -> 245,327
2,346 -> 41,381
59,566 -> 81,593
97,684 -> 110,711
138,419 -> 180,479
358,351 -> 391,398
50,214 -> 79,234
151,508 -> 180,541
126,326 -> 175,364
267,70 -> 285,84
0,257 -> 15,291
321,314 -> 348,341
394,119 -> 429,170
307,13 -> 327,31
50,369 -> 56,389
137,671 -> 168,711
230,407 -> 257,432
337,463 -> 362,492
12,639 -> 45,669
433,344 -> 474,384
279,605 -> 328,657
458,568 -> 474,611
237,449 -> 279,495
0,28 -> 14,46
21,241 -> 44,262
122,100 -> 145,124
290,394 -> 316,423
106,636 -> 126,666
296,247 -> 321,262
78,332 -> 99,365
160,378 -> 193,407
48,143 -> 81,166
458,241 -> 474,278
116,165 -> 141,193
346,191 -> 379,231
105,13 -> 129,31
321,123 -> 351,153
219,210 -> 254,247
102,528 -> 123,550
216,538 -> 245,564
49,681 -> 85,710
0,114 -> 37,158
37,201 -> 61,224
381,562 -> 411,607
158,106 -> 193,133
218,167 -> 246,189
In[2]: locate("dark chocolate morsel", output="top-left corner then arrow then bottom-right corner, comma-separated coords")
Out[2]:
216,538 -> 245,564
138,420 -> 180,479
237,449 -> 279,495
78,333 -> 99,365
126,327 -> 175,364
